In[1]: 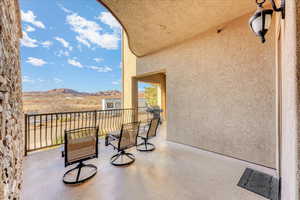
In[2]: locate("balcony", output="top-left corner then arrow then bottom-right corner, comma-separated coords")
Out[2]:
22,116 -> 269,200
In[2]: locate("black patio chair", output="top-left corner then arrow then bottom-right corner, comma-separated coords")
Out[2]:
137,118 -> 160,152
106,121 -> 140,166
63,127 -> 99,184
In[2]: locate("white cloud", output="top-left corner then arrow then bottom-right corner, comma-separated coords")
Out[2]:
88,66 -> 112,73
56,50 -> 70,57
20,31 -> 38,48
54,37 -> 72,51
94,58 -> 103,63
22,76 -> 34,83
54,78 -> 63,84
26,57 -> 47,67
112,81 -> 119,85
57,4 -> 72,14
41,41 -> 52,48
66,13 -> 120,50
68,59 -> 83,68
25,25 -> 35,32
21,32 -> 52,48
119,62 -> 122,68
23,76 -> 45,83
76,36 -> 91,47
97,12 -> 121,30
21,10 -> 45,29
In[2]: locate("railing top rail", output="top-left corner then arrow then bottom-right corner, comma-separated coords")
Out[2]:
24,107 -> 147,117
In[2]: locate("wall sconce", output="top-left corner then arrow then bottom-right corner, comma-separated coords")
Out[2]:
249,0 -> 285,43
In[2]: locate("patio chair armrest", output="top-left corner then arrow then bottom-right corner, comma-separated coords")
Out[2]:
108,134 -> 118,140
105,132 -> 120,146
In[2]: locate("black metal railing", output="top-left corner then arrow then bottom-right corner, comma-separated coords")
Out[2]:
24,107 -> 150,155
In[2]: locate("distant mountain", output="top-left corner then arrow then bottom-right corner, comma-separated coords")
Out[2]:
47,88 -> 83,94
95,90 -> 121,96
23,88 -> 121,96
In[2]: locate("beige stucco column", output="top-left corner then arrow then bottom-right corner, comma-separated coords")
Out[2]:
159,75 -> 166,120
131,77 -> 138,109
122,31 -> 137,109
279,0 -> 300,199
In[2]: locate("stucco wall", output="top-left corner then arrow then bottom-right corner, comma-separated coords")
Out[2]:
0,0 -> 23,199
136,13 -> 277,168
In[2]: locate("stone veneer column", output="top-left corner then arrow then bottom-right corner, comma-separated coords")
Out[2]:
0,0 -> 23,199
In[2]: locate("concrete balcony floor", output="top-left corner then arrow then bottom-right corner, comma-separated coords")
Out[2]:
22,124 -> 267,200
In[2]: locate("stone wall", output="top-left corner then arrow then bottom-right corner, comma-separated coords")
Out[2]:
0,0 -> 23,199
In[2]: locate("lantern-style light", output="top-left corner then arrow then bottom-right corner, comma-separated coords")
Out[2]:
249,0 -> 285,43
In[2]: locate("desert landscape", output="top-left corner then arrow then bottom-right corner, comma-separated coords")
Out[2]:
23,88 -> 150,152
23,88 -> 122,114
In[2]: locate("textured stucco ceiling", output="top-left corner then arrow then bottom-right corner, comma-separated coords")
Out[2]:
99,0 -> 256,57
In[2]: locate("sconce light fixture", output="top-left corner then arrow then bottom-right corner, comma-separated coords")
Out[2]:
249,0 -> 285,43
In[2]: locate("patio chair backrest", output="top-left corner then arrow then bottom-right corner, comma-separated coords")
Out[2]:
147,118 -> 160,138
65,127 -> 98,166
118,122 -> 140,151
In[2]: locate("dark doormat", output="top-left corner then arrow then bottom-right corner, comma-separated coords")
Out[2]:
237,168 -> 280,200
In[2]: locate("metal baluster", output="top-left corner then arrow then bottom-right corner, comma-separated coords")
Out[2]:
33,116 -> 36,149
81,112 -> 84,129
45,115 -> 48,147
50,114 -> 53,146
28,115 -> 30,153
24,114 -> 28,156
99,111 -> 103,136
108,110 -> 112,133
76,113 -> 78,129
105,111 -> 108,135
89,112 -> 92,127
55,114 -> 58,145
39,115 -> 42,148
94,110 -> 97,128
69,113 -> 71,130
73,113 -> 75,130
112,110 -> 115,131
60,113 -> 63,144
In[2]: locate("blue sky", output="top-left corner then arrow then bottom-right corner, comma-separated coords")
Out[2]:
20,0 -> 122,92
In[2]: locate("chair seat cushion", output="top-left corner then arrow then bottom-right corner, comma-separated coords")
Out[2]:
110,140 -> 119,149
68,146 -> 96,163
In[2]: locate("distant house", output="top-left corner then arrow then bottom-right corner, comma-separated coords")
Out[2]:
102,98 -> 147,110
102,98 -> 121,110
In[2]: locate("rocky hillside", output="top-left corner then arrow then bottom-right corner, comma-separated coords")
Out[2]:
24,88 -> 121,96
23,88 -> 122,114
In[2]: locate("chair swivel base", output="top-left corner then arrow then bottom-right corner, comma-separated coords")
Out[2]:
63,162 -> 97,184
137,141 -> 155,152
111,151 -> 135,166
